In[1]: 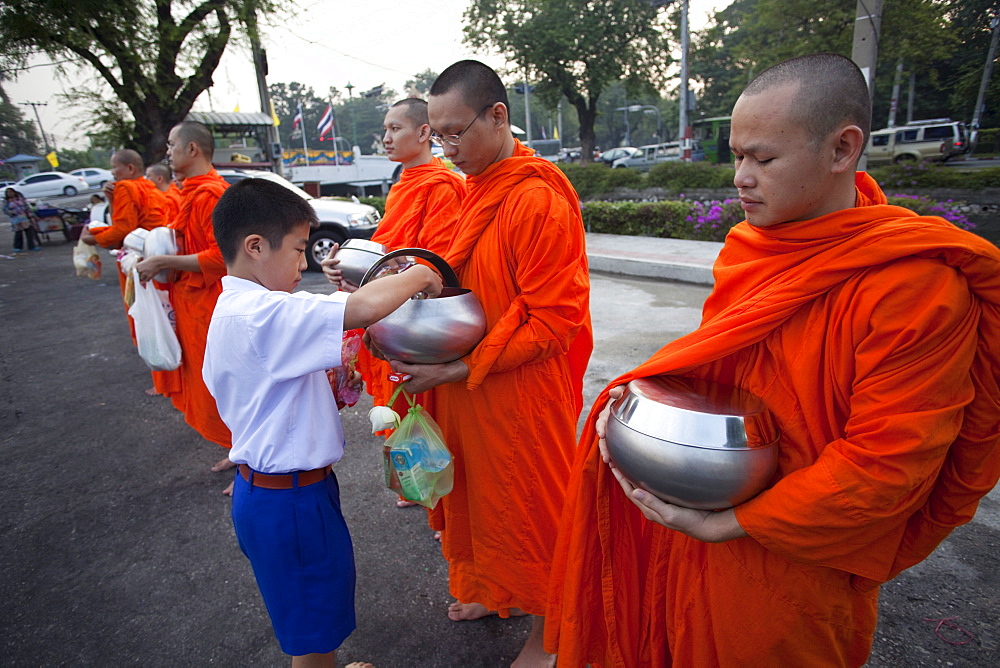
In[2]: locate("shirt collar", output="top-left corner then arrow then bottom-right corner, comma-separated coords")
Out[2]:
221,275 -> 268,292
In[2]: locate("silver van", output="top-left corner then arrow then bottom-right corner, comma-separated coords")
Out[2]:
611,141 -> 704,170
866,119 -> 968,164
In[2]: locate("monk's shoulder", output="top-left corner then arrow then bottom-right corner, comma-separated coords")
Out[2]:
842,255 -> 973,324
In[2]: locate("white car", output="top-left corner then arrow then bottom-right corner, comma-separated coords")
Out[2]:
69,168 -> 114,189
217,169 -> 381,271
11,171 -> 90,198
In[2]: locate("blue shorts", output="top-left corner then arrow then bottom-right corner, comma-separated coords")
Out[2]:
231,470 -> 356,656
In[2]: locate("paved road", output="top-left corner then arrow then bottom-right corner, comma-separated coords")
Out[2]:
1,230 -> 997,666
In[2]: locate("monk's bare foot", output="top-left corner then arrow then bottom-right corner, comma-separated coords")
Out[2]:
144,387 -> 159,396
211,456 -> 236,472
512,616 -> 556,668
344,663 -> 376,668
221,480 -> 234,496
396,498 -> 417,508
447,601 -> 528,622
432,530 -> 442,541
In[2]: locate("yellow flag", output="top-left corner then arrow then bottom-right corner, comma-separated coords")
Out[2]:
233,103 -> 241,112
553,126 -> 560,140
46,151 -> 59,168
270,99 -> 280,127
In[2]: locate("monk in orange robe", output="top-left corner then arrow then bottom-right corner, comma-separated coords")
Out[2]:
136,121 -> 234,493
80,149 -> 177,397
545,54 -> 1000,667
387,60 -> 593,666
145,163 -> 183,223
323,98 -> 466,505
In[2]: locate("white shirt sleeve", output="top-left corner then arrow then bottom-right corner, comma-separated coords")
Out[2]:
246,290 -> 351,382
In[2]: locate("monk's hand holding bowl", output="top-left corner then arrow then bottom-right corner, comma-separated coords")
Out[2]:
610,465 -> 749,544
362,330 -> 388,361
596,385 -> 625,464
389,359 -> 468,394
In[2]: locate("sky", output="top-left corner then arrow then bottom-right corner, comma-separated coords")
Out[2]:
6,0 -> 721,153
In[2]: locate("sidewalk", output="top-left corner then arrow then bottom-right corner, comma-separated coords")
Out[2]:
586,232 -> 722,285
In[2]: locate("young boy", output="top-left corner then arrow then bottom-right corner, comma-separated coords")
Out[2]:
203,177 -> 442,667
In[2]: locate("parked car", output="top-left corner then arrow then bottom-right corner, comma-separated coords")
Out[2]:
597,147 -> 640,166
217,169 -> 381,271
11,171 -> 90,198
0,180 -> 16,191
866,119 -> 969,165
69,168 -> 114,189
611,141 -> 706,170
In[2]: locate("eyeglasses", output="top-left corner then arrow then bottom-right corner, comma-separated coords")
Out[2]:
429,104 -> 493,147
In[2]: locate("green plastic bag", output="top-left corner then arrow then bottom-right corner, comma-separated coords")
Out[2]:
382,393 -> 453,509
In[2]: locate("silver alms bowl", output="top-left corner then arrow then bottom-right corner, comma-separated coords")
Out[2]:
605,376 -> 779,510
362,248 -> 487,364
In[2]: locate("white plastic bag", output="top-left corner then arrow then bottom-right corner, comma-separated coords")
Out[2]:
73,238 -> 101,279
128,268 -> 182,371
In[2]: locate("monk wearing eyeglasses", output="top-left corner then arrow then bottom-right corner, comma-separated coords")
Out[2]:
545,53 -> 1000,666
381,60 -> 592,666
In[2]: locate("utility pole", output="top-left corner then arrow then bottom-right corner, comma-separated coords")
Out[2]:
887,55 -> 904,128
970,12 -> 1000,153
648,0 -> 691,160
20,101 -> 51,155
249,23 -> 283,177
850,0 -> 884,171
523,67 -> 533,147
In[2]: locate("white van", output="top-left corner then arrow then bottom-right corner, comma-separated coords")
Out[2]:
866,119 -> 969,165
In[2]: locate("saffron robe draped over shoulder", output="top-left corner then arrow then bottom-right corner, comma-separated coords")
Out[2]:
362,157 -> 466,415
170,170 -> 231,447
545,173 -> 1000,667
430,140 -> 593,616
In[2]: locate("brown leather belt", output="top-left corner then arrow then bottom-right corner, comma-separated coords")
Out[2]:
237,463 -> 331,490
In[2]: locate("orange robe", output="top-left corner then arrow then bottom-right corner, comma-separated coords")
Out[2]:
162,183 -> 182,223
170,169 -> 231,447
429,140 -> 593,615
90,178 -> 179,395
545,173 -> 1000,666
361,157 -> 466,417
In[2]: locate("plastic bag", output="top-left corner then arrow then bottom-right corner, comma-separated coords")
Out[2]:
327,328 -> 364,409
128,268 -> 182,371
382,393 -> 454,509
73,238 -> 101,279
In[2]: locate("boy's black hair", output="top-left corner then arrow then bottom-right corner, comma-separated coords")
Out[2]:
213,178 -> 318,264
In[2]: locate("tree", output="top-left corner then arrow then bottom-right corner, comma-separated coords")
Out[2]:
464,0 -> 670,162
404,70 -> 438,97
0,81 -> 41,165
0,0 -> 286,164
689,0 -> 960,126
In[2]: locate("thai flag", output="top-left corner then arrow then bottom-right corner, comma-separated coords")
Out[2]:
292,102 -> 303,130
317,104 -> 334,140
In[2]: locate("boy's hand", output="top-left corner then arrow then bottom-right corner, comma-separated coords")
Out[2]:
321,244 -> 359,293
410,264 -> 443,298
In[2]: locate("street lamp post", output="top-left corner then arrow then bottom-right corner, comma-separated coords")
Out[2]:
345,82 -> 358,150
614,106 -> 632,146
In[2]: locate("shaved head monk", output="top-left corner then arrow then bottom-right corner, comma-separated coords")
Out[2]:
545,53 -> 1000,666
323,97 -> 466,502
80,149 -> 175,397
136,121 -> 235,493
383,59 -> 593,665
145,163 -> 182,223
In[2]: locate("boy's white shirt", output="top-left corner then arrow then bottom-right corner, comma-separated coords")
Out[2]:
204,275 -> 351,473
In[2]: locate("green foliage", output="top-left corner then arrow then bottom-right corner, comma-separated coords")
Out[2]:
358,196 -> 386,216
603,166 -> 645,190
647,161 -> 735,190
972,129 -> 999,155
581,200 -> 694,238
464,0 -> 669,159
0,1 -> 288,162
558,163 -> 612,197
0,83 -> 40,166
869,162 -> 1000,190
54,147 -> 110,172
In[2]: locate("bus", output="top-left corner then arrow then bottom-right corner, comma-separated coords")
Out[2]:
692,116 -> 732,165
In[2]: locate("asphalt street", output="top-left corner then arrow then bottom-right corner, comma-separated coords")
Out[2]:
1,218 -> 997,667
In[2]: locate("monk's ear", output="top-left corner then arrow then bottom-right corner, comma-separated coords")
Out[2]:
243,234 -> 265,259
417,123 -> 431,143
486,102 -> 509,130
830,124 -> 865,173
